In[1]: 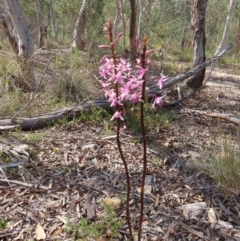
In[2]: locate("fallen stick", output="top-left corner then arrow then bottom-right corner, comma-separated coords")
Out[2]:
189,110 -> 240,125
0,178 -> 49,190
206,112 -> 240,124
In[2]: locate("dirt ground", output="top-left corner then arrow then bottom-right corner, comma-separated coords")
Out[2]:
0,65 -> 240,240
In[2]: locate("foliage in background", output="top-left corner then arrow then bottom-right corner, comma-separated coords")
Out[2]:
8,0 -> 239,58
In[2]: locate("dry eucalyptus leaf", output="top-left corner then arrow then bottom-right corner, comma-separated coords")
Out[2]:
208,208 -> 217,224
38,211 -> 46,219
49,228 -> 63,238
217,220 -> 233,230
35,222 -> 46,240
28,194 -> 35,203
181,202 -> 207,219
56,215 -> 67,224
81,143 -> 96,150
102,197 -> 121,209
105,229 -> 113,237
136,185 -> 152,194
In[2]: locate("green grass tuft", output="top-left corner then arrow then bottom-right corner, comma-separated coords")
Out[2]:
204,128 -> 240,193
64,203 -> 124,240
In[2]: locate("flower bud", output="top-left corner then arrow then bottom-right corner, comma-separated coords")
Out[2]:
146,50 -> 154,55
100,55 -> 107,63
116,32 -> 123,40
99,45 -> 110,49
110,42 -> 116,49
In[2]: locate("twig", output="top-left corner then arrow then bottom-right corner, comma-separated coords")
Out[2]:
0,125 -> 19,131
163,85 -> 206,106
162,221 -> 178,240
189,109 -> 240,125
0,159 -> 28,169
214,198 -> 240,225
0,168 -> 12,188
0,178 -> 49,190
11,56 -> 54,123
179,221 -> 212,241
207,112 -> 240,124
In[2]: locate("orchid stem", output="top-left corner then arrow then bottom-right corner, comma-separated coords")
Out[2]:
138,37 -> 148,241
108,21 -> 133,241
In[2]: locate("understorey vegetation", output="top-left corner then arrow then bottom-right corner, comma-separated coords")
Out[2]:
0,0 -> 239,240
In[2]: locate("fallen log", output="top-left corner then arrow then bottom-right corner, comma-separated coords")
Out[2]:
0,102 -> 111,131
0,43 -> 233,131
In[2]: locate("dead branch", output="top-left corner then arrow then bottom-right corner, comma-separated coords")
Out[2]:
148,43 -> 233,95
0,178 -> 49,189
189,110 -> 240,124
0,125 -> 20,131
207,112 -> 240,124
0,104 -> 94,131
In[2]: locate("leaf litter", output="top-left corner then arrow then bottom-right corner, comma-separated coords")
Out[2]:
0,70 -> 240,240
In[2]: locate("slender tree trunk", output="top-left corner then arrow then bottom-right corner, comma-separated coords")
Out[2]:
72,0 -> 87,51
215,0 -> 236,55
49,0 -> 57,41
34,0 -> 45,48
187,0 -> 208,89
235,16 -> 240,55
137,0 -> 143,38
114,0 -> 121,38
130,0 -> 137,60
1,0 -> 35,91
120,0 -> 126,51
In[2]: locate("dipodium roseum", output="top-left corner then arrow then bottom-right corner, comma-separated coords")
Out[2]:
99,25 -> 167,121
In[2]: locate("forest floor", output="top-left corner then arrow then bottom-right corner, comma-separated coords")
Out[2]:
0,61 -> 240,240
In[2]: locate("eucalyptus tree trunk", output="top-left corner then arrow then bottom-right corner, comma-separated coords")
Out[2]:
215,0 -> 236,55
235,17 -> 240,55
187,0 -> 208,89
114,0 -> 121,38
72,0 -> 86,51
137,0 -> 144,38
35,0 -> 45,48
130,0 -> 137,60
0,0 -> 35,91
49,0 -> 57,41
120,0 -> 127,50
